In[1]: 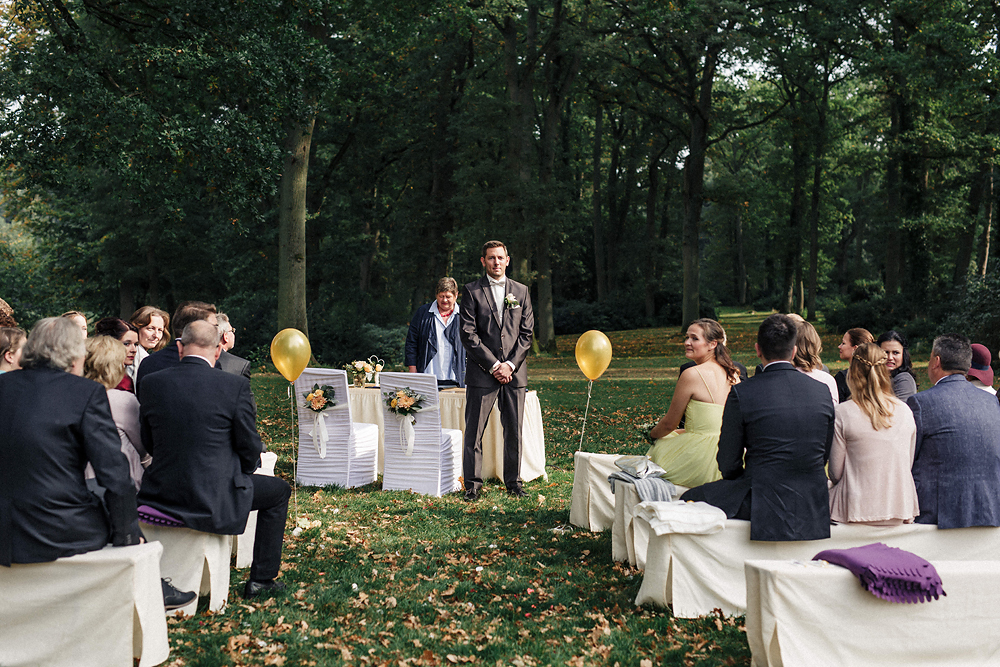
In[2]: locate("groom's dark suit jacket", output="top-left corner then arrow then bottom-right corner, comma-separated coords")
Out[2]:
460,276 -> 534,387
0,368 -> 141,565
683,361 -> 835,541
137,357 -> 262,534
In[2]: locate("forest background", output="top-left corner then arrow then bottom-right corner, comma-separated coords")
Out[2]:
2,0 -> 1000,365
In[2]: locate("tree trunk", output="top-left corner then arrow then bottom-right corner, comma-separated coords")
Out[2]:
783,126 -> 807,313
592,105 -> 607,302
735,205 -> 747,305
118,278 -> 135,320
645,143 -> 664,320
954,165 -> 985,285
977,164 -> 994,277
807,159 -> 822,320
277,116 -> 314,335
681,45 -> 721,328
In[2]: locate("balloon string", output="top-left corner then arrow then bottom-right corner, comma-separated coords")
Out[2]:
288,382 -> 298,518
579,379 -> 593,452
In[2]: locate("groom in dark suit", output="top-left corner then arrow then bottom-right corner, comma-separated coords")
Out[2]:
459,240 -> 534,501
682,313 -> 835,541
138,320 -> 290,598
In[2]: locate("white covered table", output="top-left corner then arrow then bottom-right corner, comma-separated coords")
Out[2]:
745,559 -> 1000,666
348,386 -> 547,483
635,518 -> 1000,618
0,542 -> 169,667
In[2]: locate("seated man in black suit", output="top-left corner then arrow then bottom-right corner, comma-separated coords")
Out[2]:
138,320 -> 290,598
0,317 -> 195,608
682,314 -> 836,541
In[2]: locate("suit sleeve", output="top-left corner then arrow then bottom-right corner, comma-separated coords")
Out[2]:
81,386 -> 142,546
508,284 -> 534,371
459,284 -> 500,373
232,379 -> 263,474
907,394 -> 924,467
716,386 -> 746,479
405,307 -> 421,368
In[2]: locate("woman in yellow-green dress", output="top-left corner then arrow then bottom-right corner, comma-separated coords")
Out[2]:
646,318 -> 741,488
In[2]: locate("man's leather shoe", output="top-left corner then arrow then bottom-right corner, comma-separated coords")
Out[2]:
243,579 -> 286,599
464,489 -> 480,502
507,487 -> 528,498
162,578 -> 197,611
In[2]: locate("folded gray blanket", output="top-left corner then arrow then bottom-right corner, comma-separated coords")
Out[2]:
608,470 -> 676,503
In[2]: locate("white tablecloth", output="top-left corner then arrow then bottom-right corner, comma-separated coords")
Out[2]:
0,542 -> 169,667
569,452 -> 619,531
745,559 -> 1000,667
635,518 -> 1000,618
348,387 -> 547,483
613,484 -> 649,568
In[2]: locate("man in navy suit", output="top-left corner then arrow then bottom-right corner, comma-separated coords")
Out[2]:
907,333 -> 1000,528
682,314 -> 836,541
459,241 -> 534,501
0,317 -> 143,565
138,320 -> 290,598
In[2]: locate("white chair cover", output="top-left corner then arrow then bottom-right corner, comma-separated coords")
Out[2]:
141,523 -> 231,616
295,368 -> 378,488
0,543 -> 168,667
380,372 -> 462,497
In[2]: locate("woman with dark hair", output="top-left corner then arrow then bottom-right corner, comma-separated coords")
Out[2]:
834,327 -> 874,403
877,330 -> 918,401
93,317 -> 140,392
646,318 -> 741,487
0,327 -> 26,372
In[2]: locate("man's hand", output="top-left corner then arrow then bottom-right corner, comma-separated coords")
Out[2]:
407,366 -> 417,373
493,364 -> 513,383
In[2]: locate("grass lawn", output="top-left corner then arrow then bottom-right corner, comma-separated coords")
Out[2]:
165,312 -> 923,666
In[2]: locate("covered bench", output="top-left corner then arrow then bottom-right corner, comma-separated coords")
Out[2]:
635,516 -> 1000,618
745,559 -> 1000,666
0,542 -> 169,667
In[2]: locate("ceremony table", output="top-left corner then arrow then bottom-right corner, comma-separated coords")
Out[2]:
635,517 -> 1000,618
745,559 -> 1000,666
0,542 -> 169,667
348,386 -> 547,483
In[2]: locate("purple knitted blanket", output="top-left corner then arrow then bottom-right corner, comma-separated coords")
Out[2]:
137,504 -> 185,527
813,542 -> 946,604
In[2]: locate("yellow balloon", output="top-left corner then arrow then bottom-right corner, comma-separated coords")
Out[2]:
575,330 -> 612,381
270,328 -> 311,382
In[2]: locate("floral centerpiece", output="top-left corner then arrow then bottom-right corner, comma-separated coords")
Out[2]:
303,383 -> 337,458
344,360 -> 374,387
383,387 -> 427,456
367,355 -> 385,385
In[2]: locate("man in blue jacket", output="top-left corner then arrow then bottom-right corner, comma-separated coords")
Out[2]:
405,277 -> 466,388
907,333 -> 1000,528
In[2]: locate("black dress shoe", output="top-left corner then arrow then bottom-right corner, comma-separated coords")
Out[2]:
464,489 -> 480,502
243,579 -> 287,599
162,578 -> 197,611
507,487 -> 528,498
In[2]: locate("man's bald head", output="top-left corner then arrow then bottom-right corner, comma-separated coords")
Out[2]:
178,319 -> 222,365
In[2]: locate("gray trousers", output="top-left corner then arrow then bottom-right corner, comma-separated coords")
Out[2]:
463,382 -> 525,492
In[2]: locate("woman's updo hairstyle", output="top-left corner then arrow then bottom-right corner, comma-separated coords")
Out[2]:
847,342 -> 897,430
690,318 -> 740,384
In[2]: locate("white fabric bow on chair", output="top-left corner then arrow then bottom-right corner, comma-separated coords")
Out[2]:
392,404 -> 441,456
308,403 -> 350,459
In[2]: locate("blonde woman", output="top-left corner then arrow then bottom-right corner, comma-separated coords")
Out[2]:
828,343 -> 919,525
83,336 -> 148,490
646,319 -> 741,487
793,320 -> 838,405
0,327 -> 25,372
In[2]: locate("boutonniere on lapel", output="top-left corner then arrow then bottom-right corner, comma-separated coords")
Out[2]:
504,293 -> 520,309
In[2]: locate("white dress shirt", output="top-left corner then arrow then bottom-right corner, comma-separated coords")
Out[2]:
487,276 -> 515,374
422,300 -> 459,382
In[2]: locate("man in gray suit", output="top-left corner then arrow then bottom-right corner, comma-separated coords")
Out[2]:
216,313 -> 252,380
459,241 -> 534,501
907,333 -> 1000,528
